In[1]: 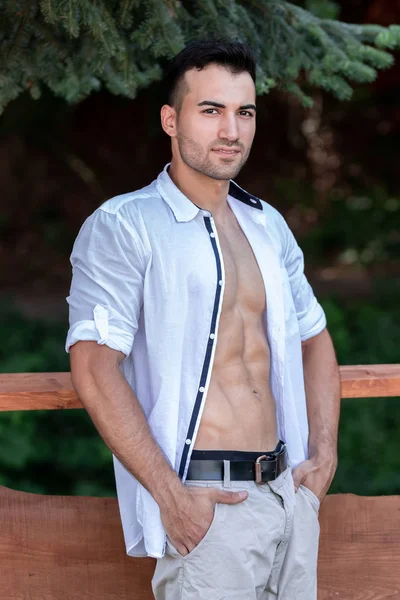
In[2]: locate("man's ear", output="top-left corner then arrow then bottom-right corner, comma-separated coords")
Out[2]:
160,104 -> 177,138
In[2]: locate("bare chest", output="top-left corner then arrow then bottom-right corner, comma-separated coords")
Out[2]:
215,218 -> 266,315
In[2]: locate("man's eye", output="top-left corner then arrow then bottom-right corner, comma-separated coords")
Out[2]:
239,111 -> 253,117
203,109 -> 218,114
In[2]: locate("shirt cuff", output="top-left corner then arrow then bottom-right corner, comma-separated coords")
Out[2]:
65,320 -> 134,357
298,299 -> 327,342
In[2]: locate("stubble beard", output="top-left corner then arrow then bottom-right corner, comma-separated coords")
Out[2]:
176,131 -> 251,181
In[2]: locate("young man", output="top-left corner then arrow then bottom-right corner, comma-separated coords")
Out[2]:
66,40 -> 340,599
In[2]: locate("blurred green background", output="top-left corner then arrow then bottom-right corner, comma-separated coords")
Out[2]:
0,0 -> 399,497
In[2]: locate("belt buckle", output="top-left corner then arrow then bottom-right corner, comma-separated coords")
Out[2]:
255,454 -> 268,484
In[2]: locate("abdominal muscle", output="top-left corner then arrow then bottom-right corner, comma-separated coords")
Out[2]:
194,305 -> 279,453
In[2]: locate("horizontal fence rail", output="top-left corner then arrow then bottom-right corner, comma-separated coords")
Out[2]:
0,365 -> 399,411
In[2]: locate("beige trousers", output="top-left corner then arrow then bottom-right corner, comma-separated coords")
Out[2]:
151,467 -> 320,600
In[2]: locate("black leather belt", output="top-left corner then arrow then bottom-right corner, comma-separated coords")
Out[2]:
186,442 -> 288,484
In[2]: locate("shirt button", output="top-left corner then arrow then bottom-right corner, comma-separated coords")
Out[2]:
185,439 -> 191,445
219,280 -> 223,286
199,386 -> 205,393
210,333 -> 215,339
210,232 -> 215,238
250,198 -> 257,203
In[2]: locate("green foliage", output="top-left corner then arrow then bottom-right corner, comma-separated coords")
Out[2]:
0,304 -> 70,373
304,0 -> 340,21
0,0 -> 399,113
322,292 -> 400,495
322,284 -> 400,367
0,304 -> 115,496
274,181 -> 400,266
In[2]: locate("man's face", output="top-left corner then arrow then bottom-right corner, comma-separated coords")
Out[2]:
174,63 -> 256,181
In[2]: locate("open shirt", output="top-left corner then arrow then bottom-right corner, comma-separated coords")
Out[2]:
65,163 -> 327,558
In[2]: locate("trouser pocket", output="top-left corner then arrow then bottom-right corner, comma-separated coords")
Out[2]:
166,500 -> 219,559
166,480 -> 222,560
299,484 -> 320,514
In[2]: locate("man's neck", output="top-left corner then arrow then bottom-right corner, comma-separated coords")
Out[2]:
168,159 -> 231,219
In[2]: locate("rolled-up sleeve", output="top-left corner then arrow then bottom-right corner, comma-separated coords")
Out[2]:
65,208 -> 145,357
282,218 -> 327,342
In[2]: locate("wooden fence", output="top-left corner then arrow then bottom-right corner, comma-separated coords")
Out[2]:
0,365 -> 399,600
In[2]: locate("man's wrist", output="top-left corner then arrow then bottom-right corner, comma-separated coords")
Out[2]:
309,443 -> 337,467
152,472 -> 186,511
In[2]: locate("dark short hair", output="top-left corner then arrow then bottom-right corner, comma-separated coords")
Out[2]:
165,39 -> 256,112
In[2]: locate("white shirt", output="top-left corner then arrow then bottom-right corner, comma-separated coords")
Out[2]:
66,163 -> 327,559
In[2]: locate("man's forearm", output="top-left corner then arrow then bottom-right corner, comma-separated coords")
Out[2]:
71,346 -> 184,510
302,328 -> 341,464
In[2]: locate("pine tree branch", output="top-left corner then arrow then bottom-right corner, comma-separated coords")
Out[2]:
7,0 -> 32,60
0,0 -> 399,112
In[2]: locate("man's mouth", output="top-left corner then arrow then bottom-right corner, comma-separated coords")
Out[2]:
212,148 -> 241,155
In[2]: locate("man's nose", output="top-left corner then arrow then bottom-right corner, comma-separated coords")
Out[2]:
218,114 -> 239,142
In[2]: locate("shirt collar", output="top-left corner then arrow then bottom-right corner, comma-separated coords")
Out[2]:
156,164 -> 200,222
156,163 -> 265,224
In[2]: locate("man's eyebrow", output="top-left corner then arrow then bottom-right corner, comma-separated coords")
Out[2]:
198,100 -> 225,108
239,104 -> 257,111
197,100 -> 256,111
